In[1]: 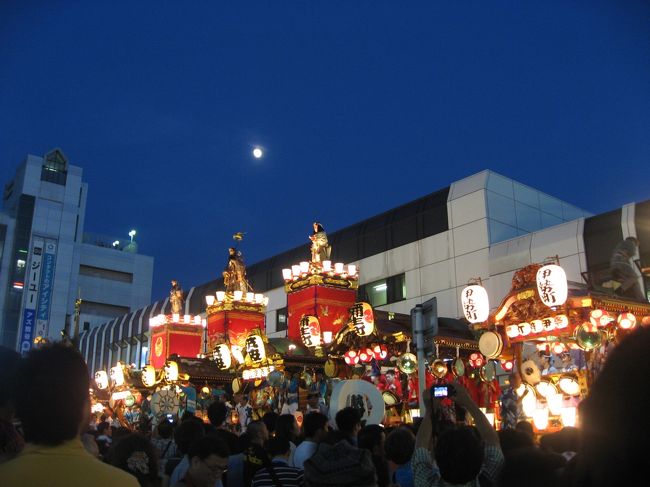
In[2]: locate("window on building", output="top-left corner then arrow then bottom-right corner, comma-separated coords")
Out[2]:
79,265 -> 134,283
276,307 -> 288,332
41,149 -> 68,185
358,274 -> 406,307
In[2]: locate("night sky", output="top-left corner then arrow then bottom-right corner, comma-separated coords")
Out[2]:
1,1 -> 649,301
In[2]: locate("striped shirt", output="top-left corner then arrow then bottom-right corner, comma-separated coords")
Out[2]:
252,458 -> 304,487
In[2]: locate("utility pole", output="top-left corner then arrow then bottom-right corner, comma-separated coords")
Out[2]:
411,297 -> 438,414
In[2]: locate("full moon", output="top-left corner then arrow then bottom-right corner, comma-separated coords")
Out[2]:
252,147 -> 263,159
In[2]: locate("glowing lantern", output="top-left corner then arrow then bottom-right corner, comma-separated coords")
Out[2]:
501,360 -> 514,372
322,260 -> 332,272
535,380 -> 558,399
246,292 -> 254,302
531,320 -> 544,334
359,348 -> 374,363
322,331 -> 333,344
216,291 -> 225,302
164,361 -> 179,382
560,407 -> 577,427
245,334 -> 266,364
547,393 -> 563,416
536,264 -> 568,307
205,295 -> 215,306
233,290 -> 243,301
291,265 -> 300,276
212,343 -> 232,370
469,353 -> 485,368
617,312 -> 637,330
344,350 -> 360,365
541,318 -> 556,332
373,344 -> 388,360
533,407 -> 549,430
95,370 -> 109,390
231,345 -> 245,364
299,261 -> 310,274
299,315 -> 322,348
460,285 -> 490,323
553,315 -> 569,329
349,302 -> 375,337
552,342 -> 566,354
558,375 -> 581,396
518,322 -> 532,336
282,269 -> 292,280
590,309 -> 611,328
110,363 -> 125,386
347,264 -> 357,276
142,365 -> 157,387
505,325 -> 519,338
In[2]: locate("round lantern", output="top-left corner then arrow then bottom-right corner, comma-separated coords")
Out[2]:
552,342 -> 567,354
212,343 -> 232,370
536,264 -> 568,307
460,285 -> 490,323
344,350 -> 360,366
518,322 -> 532,336
469,353 -> 485,368
558,375 -> 581,396
110,363 -> 125,386
590,309 -> 612,328
299,315 -> 322,348
95,370 -> 109,390
359,348 -> 374,363
230,345 -> 245,364
142,365 -> 157,387
372,344 -> 388,361
245,335 -> 266,364
505,325 -> 519,339
350,302 -> 375,337
164,361 -> 179,382
553,315 -> 569,329
617,312 -> 637,330
500,359 -> 514,372
531,320 -> 544,334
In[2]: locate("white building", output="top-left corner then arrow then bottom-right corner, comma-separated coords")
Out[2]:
0,149 -> 154,352
79,170 -> 649,372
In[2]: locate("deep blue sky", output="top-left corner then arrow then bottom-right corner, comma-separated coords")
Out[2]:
1,1 -> 649,301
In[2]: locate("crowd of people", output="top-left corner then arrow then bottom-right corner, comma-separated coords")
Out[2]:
1,325 -> 649,486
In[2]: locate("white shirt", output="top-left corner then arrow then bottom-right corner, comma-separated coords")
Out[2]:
292,440 -> 318,470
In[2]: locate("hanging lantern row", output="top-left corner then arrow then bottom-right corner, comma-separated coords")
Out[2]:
282,261 -> 358,281
344,344 -> 389,365
205,291 -> 269,307
589,309 -> 637,330
505,315 -> 569,339
150,313 -> 206,328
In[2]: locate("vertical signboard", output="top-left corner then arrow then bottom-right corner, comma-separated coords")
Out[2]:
18,238 -> 44,354
35,240 -> 57,340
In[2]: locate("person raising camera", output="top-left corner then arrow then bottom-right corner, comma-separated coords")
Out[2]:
413,382 -> 504,487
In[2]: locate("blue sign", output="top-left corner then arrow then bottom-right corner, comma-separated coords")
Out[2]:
37,251 -> 56,321
20,309 -> 35,354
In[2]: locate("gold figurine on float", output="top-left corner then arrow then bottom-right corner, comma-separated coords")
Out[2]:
169,280 -> 184,314
309,222 -> 331,264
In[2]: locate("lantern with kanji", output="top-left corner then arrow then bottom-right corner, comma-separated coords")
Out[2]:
536,264 -> 568,307
245,334 -> 266,364
212,343 -> 232,370
110,363 -> 125,386
461,285 -> 490,323
142,365 -> 157,387
164,361 -> 179,382
349,302 -> 375,337
95,370 -> 109,390
299,315 -> 322,348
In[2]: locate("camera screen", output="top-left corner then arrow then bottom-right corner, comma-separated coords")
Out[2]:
433,386 -> 448,397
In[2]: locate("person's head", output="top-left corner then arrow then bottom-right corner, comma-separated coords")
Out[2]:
576,327 -> 650,485
174,418 -> 205,455
0,346 -> 21,420
108,433 -> 159,487
14,344 -> 89,446
303,412 -> 329,441
247,420 -> 269,445
499,447 -> 566,487
385,427 -> 415,466
237,393 -> 248,406
358,424 -> 385,457
385,370 -> 396,384
313,222 -> 323,232
187,436 -> 230,487
275,414 -> 299,442
262,411 -> 279,436
97,421 -> 112,437
335,407 -> 362,438
515,420 -> 534,440
207,401 -> 228,428
267,436 -> 291,458
157,419 -> 174,439
498,428 -> 535,455
625,236 -> 639,247
435,426 -> 484,484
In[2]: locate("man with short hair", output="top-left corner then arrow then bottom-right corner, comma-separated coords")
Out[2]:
0,344 -> 139,487
292,412 -> 328,469
207,400 -> 239,453
252,437 -> 304,486
169,418 -> 206,485
335,407 -> 362,446
174,436 -> 229,487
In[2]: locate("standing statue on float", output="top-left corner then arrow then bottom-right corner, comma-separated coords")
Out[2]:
169,280 -> 184,314
223,246 -> 250,294
309,222 -> 331,264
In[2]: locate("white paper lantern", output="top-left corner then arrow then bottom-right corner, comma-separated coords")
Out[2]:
95,370 -> 109,390
212,343 -> 232,370
245,335 -> 266,363
299,315 -> 322,347
110,363 -> 125,386
461,285 -> 490,323
142,365 -> 157,387
164,361 -> 179,382
536,264 -> 568,307
349,302 -> 375,336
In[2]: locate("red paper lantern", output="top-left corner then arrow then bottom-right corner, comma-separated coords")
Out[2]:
344,350 -> 360,365
617,312 -> 637,330
500,359 -> 514,372
469,353 -> 485,368
590,309 -> 612,328
552,342 -> 566,354
372,344 -> 388,361
359,348 -> 374,363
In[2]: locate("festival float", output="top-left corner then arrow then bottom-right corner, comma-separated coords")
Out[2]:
467,259 -> 650,433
